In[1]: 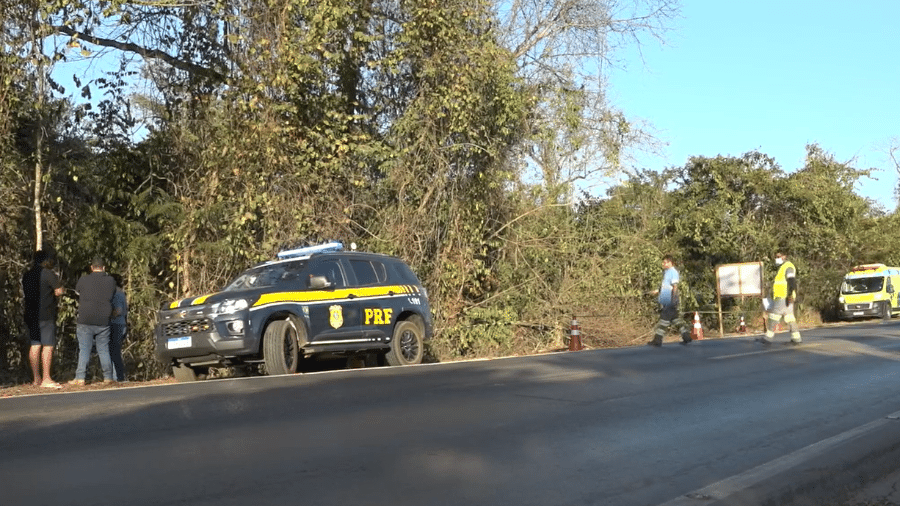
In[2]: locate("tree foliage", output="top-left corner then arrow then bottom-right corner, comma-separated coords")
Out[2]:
663,146 -> 875,319
498,0 -> 679,189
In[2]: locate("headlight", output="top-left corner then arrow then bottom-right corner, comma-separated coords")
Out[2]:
838,296 -> 845,304
211,299 -> 249,315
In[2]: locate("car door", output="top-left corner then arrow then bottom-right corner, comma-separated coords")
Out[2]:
304,258 -> 362,342
348,258 -> 396,340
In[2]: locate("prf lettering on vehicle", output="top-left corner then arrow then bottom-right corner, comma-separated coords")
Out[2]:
365,308 -> 393,325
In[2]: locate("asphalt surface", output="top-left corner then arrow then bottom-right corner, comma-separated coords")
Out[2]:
848,468 -> 900,506
1,320 -> 900,505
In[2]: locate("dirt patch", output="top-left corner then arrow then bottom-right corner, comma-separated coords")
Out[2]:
0,377 -> 179,398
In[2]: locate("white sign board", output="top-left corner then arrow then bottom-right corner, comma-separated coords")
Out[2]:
716,262 -> 763,296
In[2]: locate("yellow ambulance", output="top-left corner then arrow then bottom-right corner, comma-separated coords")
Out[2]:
838,264 -> 900,320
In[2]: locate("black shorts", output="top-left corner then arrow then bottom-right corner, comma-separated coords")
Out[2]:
27,320 -> 57,347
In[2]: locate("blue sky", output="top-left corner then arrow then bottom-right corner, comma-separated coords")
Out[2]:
608,1 -> 899,210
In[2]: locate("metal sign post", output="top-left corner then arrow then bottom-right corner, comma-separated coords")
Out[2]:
715,262 -> 764,337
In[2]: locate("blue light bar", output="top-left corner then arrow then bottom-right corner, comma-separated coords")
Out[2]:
276,241 -> 344,260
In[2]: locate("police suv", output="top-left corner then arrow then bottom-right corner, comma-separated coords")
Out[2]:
155,242 -> 433,381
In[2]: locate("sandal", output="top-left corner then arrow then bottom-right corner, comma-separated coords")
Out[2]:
40,381 -> 62,389
67,379 -> 85,386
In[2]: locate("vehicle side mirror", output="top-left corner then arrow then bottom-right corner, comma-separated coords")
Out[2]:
888,284 -> 895,294
309,275 -> 333,289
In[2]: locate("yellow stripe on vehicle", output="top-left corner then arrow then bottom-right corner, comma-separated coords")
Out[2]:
192,294 -> 213,305
253,285 -> 415,307
167,285 -> 419,310
168,293 -> 218,309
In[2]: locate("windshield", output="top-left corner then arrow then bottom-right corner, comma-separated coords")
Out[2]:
841,276 -> 884,294
224,260 -> 308,291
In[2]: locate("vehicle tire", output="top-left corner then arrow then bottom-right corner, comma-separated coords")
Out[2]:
173,363 -> 200,382
385,319 -> 424,366
263,319 -> 304,376
883,301 -> 892,320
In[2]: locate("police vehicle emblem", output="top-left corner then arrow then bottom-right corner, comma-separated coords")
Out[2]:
329,305 -> 343,329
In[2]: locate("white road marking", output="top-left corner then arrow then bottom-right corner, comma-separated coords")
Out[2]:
657,410 -> 900,505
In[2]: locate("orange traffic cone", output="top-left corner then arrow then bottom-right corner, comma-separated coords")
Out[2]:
691,312 -> 704,340
568,318 -> 584,351
739,315 -> 747,333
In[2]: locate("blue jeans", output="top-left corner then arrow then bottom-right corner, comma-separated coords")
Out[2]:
75,324 -> 113,381
109,323 -> 127,381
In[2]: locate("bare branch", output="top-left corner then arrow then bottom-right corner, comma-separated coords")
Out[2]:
889,137 -> 900,176
496,0 -> 680,192
51,24 -> 226,82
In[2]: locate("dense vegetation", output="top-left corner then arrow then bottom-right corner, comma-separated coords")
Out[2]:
2,0 -> 898,382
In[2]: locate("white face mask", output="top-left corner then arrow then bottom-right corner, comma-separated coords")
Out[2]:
775,257 -> 785,266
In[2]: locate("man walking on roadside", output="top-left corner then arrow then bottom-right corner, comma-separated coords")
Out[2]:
757,251 -> 802,346
70,257 -> 117,385
648,254 -> 692,347
21,250 -> 64,389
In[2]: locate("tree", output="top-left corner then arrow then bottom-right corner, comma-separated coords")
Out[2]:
773,145 -> 873,315
667,152 -> 783,272
497,0 -> 679,193
1,1 -> 55,250
888,136 -> 900,207
364,0 -> 531,355
663,146 -> 875,321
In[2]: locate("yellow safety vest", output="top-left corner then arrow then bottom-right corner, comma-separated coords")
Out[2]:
773,261 -> 796,299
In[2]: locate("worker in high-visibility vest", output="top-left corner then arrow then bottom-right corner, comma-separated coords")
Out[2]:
757,251 -> 802,345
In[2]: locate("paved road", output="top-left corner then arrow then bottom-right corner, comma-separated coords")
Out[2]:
2,322 -> 900,506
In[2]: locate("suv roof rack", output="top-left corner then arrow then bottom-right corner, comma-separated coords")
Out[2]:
276,241 -> 344,260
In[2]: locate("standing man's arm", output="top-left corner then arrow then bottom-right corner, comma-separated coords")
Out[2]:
107,277 -> 117,317
50,270 -> 64,297
786,270 -> 797,303
669,266 -> 681,306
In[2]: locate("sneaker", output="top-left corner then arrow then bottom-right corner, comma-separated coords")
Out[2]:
680,337 -> 693,345
785,340 -> 802,346
647,340 -> 662,347
755,337 -> 772,346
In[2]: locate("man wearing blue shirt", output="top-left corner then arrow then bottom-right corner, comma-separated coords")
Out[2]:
649,254 -> 692,347
109,274 -> 128,381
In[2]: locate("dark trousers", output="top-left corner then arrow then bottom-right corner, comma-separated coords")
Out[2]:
110,323 -> 126,381
652,306 -> 690,344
